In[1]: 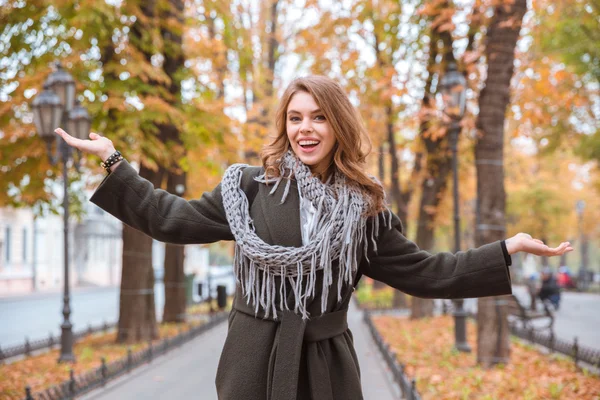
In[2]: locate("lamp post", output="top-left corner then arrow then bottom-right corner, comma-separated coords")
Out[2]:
575,200 -> 587,291
31,63 -> 91,363
439,62 -> 470,353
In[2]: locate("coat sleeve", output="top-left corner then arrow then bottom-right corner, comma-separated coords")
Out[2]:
358,211 -> 512,299
89,160 -> 234,244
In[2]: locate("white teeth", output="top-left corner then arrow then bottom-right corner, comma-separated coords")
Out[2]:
299,140 -> 319,146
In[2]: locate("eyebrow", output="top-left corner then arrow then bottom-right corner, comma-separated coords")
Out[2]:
287,109 -> 322,115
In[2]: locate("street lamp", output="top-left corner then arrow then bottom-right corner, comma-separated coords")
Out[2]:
575,200 -> 587,291
31,63 -> 91,363
439,61 -> 470,353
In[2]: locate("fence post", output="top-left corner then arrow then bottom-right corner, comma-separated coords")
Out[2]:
69,368 -> 76,395
399,363 -> 406,394
0,345 -> 3,362
25,385 -> 34,400
411,378 -> 418,400
24,337 -> 31,356
103,321 -> 108,333
101,357 -> 108,385
528,326 -> 534,342
573,337 -> 579,366
216,285 -> 227,309
88,324 -> 93,336
549,331 -> 554,353
127,348 -> 132,372
49,332 -> 54,347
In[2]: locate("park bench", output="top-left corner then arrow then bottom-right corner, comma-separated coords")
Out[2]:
505,294 -> 554,332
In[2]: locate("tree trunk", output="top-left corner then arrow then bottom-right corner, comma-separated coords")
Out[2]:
410,22 -> 454,319
411,137 -> 453,319
410,297 -> 434,319
373,106 -> 396,291
162,171 -> 187,323
245,0 -> 280,162
559,252 -> 566,267
158,0 -> 187,323
475,0 -> 527,367
386,105 -> 405,222
378,144 -> 385,182
101,0 -> 162,344
117,164 -> 163,343
392,291 -> 407,308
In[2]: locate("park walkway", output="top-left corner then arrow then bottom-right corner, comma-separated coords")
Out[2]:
81,300 -> 400,400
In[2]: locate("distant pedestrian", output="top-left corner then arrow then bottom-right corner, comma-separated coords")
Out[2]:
539,267 -> 561,310
55,76 -> 573,400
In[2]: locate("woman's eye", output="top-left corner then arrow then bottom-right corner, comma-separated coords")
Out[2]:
289,116 -> 301,122
315,115 -> 326,121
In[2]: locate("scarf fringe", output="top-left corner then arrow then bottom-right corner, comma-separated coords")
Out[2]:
223,153 -> 391,320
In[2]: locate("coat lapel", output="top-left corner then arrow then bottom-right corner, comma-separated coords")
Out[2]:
253,178 -> 303,248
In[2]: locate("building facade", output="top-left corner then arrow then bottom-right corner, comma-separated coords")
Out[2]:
0,199 -> 122,296
0,198 -> 211,296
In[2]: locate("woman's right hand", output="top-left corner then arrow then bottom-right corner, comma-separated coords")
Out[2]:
54,128 -> 116,161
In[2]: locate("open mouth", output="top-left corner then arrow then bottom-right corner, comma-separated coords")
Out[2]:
298,139 -> 320,150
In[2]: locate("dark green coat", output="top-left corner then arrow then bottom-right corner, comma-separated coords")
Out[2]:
90,161 -> 512,400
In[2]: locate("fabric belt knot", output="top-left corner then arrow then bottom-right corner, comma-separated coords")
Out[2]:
232,295 -> 348,400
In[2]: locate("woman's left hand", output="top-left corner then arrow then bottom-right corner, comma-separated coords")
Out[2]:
505,233 -> 573,256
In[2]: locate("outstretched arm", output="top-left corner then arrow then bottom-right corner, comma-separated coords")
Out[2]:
55,128 -> 234,245
359,212 -> 572,299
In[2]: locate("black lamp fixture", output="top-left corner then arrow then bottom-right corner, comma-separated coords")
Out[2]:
31,62 -> 91,363
31,84 -> 64,153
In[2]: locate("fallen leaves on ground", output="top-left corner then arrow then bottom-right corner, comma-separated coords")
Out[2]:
373,315 -> 600,400
0,320 -> 206,400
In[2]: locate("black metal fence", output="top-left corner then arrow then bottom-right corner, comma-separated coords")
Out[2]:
0,322 -> 115,363
362,310 -> 421,400
23,312 -> 228,400
509,322 -> 600,369
453,300 -> 600,371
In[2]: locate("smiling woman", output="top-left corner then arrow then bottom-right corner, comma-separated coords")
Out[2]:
262,75 -> 387,216
54,74 -> 573,400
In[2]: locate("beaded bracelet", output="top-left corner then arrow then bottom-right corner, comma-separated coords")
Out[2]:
100,150 -> 124,172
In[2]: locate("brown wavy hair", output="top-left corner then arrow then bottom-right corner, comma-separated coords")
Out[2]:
260,75 -> 386,216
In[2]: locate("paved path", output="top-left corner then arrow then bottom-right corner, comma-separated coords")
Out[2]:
82,318 -> 227,400
81,301 -> 399,400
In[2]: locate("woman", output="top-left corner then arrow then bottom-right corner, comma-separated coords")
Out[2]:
55,75 -> 572,400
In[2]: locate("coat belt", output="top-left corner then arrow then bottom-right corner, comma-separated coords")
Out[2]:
232,295 -> 348,400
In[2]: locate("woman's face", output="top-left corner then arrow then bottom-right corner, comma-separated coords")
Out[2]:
286,91 -> 336,177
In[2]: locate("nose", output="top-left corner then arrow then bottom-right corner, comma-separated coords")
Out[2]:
299,118 -> 313,133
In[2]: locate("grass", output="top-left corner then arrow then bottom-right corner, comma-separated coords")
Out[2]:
355,278 -> 404,309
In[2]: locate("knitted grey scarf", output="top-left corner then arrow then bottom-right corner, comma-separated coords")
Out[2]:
221,151 -> 390,319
